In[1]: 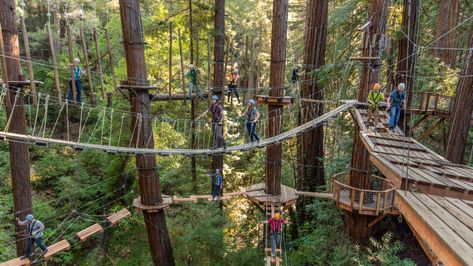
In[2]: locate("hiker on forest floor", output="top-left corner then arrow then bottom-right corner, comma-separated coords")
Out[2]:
195,95 -> 227,150
186,64 -> 203,99
367,83 -> 385,129
226,69 -> 240,104
211,168 -> 223,200
241,99 -> 260,143
67,58 -> 85,103
388,83 -> 406,131
267,212 -> 285,259
17,214 -> 48,259
289,64 -> 302,98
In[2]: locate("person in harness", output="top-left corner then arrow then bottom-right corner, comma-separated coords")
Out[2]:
367,83 -> 385,128
67,58 -> 85,103
195,95 -> 227,150
388,83 -> 406,131
241,99 -> 260,143
186,64 -> 203,99
17,214 -> 48,259
267,212 -> 285,258
211,168 -> 223,200
226,69 -> 240,104
289,64 -> 302,98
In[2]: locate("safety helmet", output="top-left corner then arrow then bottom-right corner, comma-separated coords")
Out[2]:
297,64 -> 302,69
73,58 -> 80,63
274,213 -> 280,219
373,83 -> 380,90
248,99 -> 256,105
398,83 -> 405,90
212,95 -> 219,101
216,169 -> 220,173
25,214 -> 34,221
189,64 -> 194,69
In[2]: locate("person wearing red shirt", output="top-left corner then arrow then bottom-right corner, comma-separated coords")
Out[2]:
267,212 -> 285,258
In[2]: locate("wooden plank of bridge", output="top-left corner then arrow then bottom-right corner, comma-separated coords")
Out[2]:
76,223 -> 104,242
0,257 -> 30,266
44,240 -> 71,259
107,208 -> 131,225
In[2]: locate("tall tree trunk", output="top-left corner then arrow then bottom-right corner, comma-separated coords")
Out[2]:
212,0 -> 225,171
118,0 -> 174,264
348,0 -> 388,242
434,0 -> 460,67
266,0 -> 289,195
396,0 -> 420,135
445,20 -> 473,164
297,0 -> 328,223
189,0 -> 198,191
0,0 -> 33,256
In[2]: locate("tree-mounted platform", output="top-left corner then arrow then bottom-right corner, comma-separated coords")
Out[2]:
256,95 -> 294,106
133,196 -> 173,212
244,183 -> 298,207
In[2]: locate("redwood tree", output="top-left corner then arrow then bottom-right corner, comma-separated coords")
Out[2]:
433,0 -> 460,67
445,20 -> 473,164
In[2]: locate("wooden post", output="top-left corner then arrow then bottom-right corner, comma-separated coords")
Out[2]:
46,22 -> 62,100
397,0 -> 420,135
107,92 -> 113,107
445,20 -> 473,164
93,28 -> 105,99
105,29 -> 118,95
348,0 -> 388,241
212,0 -> 225,171
207,35 -> 211,94
20,16 -> 37,105
178,29 -> 187,105
118,0 -> 175,264
66,25 -> 77,104
297,0 -> 328,222
266,0 -> 289,195
0,3 -> 33,256
80,26 -> 96,104
169,21 -> 172,98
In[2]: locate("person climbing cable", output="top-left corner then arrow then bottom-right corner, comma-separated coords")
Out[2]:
211,168 -> 223,200
195,95 -> 227,150
267,212 -> 285,259
367,83 -> 385,129
17,214 -> 48,259
241,99 -> 260,143
388,83 -> 406,131
67,58 -> 85,103
186,64 -> 203,99
227,69 -> 240,103
289,64 -> 302,98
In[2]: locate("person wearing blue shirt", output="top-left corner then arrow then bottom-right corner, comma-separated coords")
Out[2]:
17,214 -> 48,259
211,169 -> 223,200
388,83 -> 406,130
67,58 -> 84,103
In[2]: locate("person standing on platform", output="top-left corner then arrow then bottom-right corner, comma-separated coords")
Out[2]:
289,64 -> 302,98
186,64 -> 203,99
17,214 -> 48,259
227,69 -> 240,103
241,99 -> 260,143
367,83 -> 385,128
211,168 -> 223,200
267,212 -> 285,258
388,83 -> 406,131
195,95 -> 227,150
67,58 -> 84,103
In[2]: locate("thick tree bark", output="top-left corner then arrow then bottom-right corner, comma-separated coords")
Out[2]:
397,0 -> 420,135
212,0 -> 225,171
296,0 -> 328,222
445,21 -> 473,164
118,0 -> 174,265
434,0 -> 460,67
0,0 -> 33,256
189,0 -> 198,192
266,0 -> 289,195
349,0 -> 388,242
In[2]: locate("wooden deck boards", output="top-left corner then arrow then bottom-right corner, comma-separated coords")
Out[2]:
244,183 -> 298,207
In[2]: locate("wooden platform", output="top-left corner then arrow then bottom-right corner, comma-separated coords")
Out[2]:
107,208 -> 132,225
256,95 -> 294,106
0,257 -> 30,266
244,183 -> 298,207
395,191 -> 473,265
44,240 -> 71,259
133,196 -> 172,212
76,223 -> 104,242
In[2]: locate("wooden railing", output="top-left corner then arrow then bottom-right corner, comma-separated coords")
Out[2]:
410,91 -> 453,113
331,172 -> 395,216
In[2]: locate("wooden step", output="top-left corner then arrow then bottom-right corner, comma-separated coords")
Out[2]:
264,256 -> 282,265
0,257 -> 30,266
107,208 -> 132,225
173,197 -> 198,203
76,223 -> 104,242
190,195 -> 212,199
44,240 -> 70,259
264,248 -> 282,253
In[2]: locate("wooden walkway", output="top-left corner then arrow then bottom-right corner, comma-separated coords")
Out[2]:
353,107 -> 473,265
